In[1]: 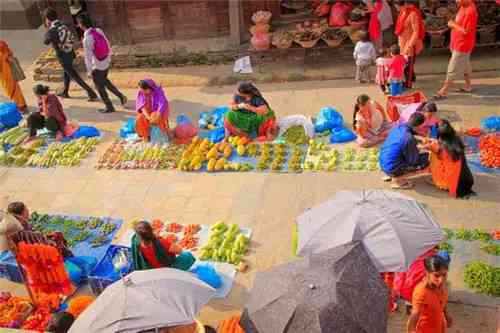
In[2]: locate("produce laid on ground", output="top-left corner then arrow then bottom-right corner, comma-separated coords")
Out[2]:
199,221 -> 249,266
96,140 -> 183,170
147,219 -> 202,251
0,146 -> 38,167
0,295 -> 32,329
0,127 -> 29,146
443,227 -> 500,257
304,140 -> 379,172
26,137 -> 98,168
463,261 -> 500,297
478,133 -> 500,169
282,125 -> 309,145
255,142 -> 305,173
29,212 -> 117,249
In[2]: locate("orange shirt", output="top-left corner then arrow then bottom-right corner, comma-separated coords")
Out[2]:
450,3 -> 478,53
139,237 -> 175,268
412,281 -> 448,333
397,11 -> 424,56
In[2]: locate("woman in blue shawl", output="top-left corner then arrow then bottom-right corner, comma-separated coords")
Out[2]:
135,79 -> 171,141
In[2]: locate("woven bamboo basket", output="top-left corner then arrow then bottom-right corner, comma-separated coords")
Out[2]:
322,37 -> 345,48
295,37 -> 321,48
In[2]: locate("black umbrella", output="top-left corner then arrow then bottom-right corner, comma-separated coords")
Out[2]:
240,242 -> 388,333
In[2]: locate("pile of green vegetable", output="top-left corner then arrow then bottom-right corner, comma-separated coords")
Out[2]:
443,227 -> 499,256
304,144 -> 379,172
0,127 -> 29,145
282,126 -> 309,145
463,261 -> 500,297
27,137 -> 98,167
199,221 -> 249,265
0,146 -> 37,167
29,212 -> 115,248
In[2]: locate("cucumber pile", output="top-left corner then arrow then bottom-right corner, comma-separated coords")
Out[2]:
199,221 -> 249,265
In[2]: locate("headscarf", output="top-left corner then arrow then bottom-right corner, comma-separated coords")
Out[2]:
135,78 -> 169,116
395,4 -> 425,39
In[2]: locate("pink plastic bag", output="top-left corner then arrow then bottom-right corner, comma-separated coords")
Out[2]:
174,116 -> 198,144
329,2 -> 352,27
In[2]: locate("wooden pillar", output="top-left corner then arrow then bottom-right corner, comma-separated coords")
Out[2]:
229,0 -> 243,46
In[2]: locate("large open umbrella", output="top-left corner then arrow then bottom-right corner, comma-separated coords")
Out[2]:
69,268 -> 216,333
240,242 -> 388,333
296,189 -> 444,272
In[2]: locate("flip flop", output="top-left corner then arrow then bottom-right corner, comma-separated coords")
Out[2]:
457,88 -> 473,93
382,175 -> 392,182
391,182 -> 414,190
432,94 -> 448,100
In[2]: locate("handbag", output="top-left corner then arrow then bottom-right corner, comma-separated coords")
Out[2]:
9,57 -> 25,82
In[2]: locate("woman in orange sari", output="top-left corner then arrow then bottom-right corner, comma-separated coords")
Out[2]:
135,79 -> 171,142
426,119 -> 474,198
353,94 -> 392,147
0,40 -> 26,112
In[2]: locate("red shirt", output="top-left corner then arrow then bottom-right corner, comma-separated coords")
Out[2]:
139,237 -> 175,268
450,3 -> 478,53
388,55 -> 406,81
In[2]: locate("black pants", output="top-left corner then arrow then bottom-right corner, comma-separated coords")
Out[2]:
59,52 -> 97,98
92,68 -> 124,111
27,112 -> 61,137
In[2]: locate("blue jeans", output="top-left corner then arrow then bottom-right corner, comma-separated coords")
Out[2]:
390,81 -> 403,96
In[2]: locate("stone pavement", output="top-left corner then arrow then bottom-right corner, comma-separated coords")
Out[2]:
1,27 -> 500,332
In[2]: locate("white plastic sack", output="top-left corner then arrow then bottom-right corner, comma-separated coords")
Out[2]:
233,56 -> 253,74
278,115 -> 315,139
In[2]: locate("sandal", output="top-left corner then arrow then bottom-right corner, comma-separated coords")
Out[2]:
457,88 -> 472,93
382,175 -> 392,182
391,182 -> 414,190
432,93 -> 448,100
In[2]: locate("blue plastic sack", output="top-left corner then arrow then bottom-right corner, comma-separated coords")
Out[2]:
120,117 -> 136,138
150,125 -> 169,144
191,263 -> 222,289
314,107 -> 344,133
177,114 -> 193,126
330,126 -> 357,143
73,126 -> 100,138
0,103 -> 22,129
481,116 -> 500,132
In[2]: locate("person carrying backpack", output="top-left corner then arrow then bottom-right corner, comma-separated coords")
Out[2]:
42,8 -> 98,101
77,13 -> 127,113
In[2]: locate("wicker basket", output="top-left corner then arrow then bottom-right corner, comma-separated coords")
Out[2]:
349,19 -> 368,29
273,39 -> 293,49
322,37 -> 345,48
295,37 -> 321,48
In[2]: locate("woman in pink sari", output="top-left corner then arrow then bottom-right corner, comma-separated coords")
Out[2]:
135,79 -> 171,142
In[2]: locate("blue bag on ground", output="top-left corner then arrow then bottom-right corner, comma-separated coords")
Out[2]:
150,125 -> 169,144
330,126 -> 357,143
73,126 -> 100,138
120,117 -> 136,138
199,106 -> 229,129
191,263 -> 222,289
481,116 -> 500,132
0,103 -> 22,129
314,107 -> 344,133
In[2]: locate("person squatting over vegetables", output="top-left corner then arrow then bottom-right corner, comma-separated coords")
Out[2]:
352,30 -> 376,83
77,13 -> 128,114
407,255 -> 452,333
43,8 -> 98,101
135,79 -> 171,142
425,119 -> 475,198
0,40 -> 27,113
379,112 -> 430,189
353,94 -> 392,147
27,84 -> 68,141
225,82 -> 277,142
132,221 -> 195,271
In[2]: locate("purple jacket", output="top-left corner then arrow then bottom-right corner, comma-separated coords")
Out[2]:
135,79 -> 169,116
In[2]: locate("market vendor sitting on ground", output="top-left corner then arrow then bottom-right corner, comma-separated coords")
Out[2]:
0,202 -> 32,252
353,94 -> 392,147
27,84 -> 68,141
135,79 -> 171,142
426,119 -> 475,198
132,221 -> 195,271
225,82 -> 277,141
379,112 -> 430,189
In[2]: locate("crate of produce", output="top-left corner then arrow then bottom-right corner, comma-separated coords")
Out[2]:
88,245 -> 133,295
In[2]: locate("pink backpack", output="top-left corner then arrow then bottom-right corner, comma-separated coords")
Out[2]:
89,28 -> 110,61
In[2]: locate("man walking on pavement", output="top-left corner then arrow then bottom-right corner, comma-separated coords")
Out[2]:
42,8 -> 98,101
433,0 -> 478,99
77,13 -> 127,113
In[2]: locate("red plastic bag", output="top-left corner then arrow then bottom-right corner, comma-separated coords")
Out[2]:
329,2 -> 352,27
386,91 -> 427,122
174,123 -> 197,144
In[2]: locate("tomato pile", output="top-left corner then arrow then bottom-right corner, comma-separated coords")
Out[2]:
478,133 -> 500,168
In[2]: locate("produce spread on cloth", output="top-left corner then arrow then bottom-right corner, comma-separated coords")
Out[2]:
0,293 -> 60,331
0,127 -> 98,168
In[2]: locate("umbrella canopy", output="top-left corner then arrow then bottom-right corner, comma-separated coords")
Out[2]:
69,268 -> 216,333
296,189 -> 444,272
240,242 -> 388,333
